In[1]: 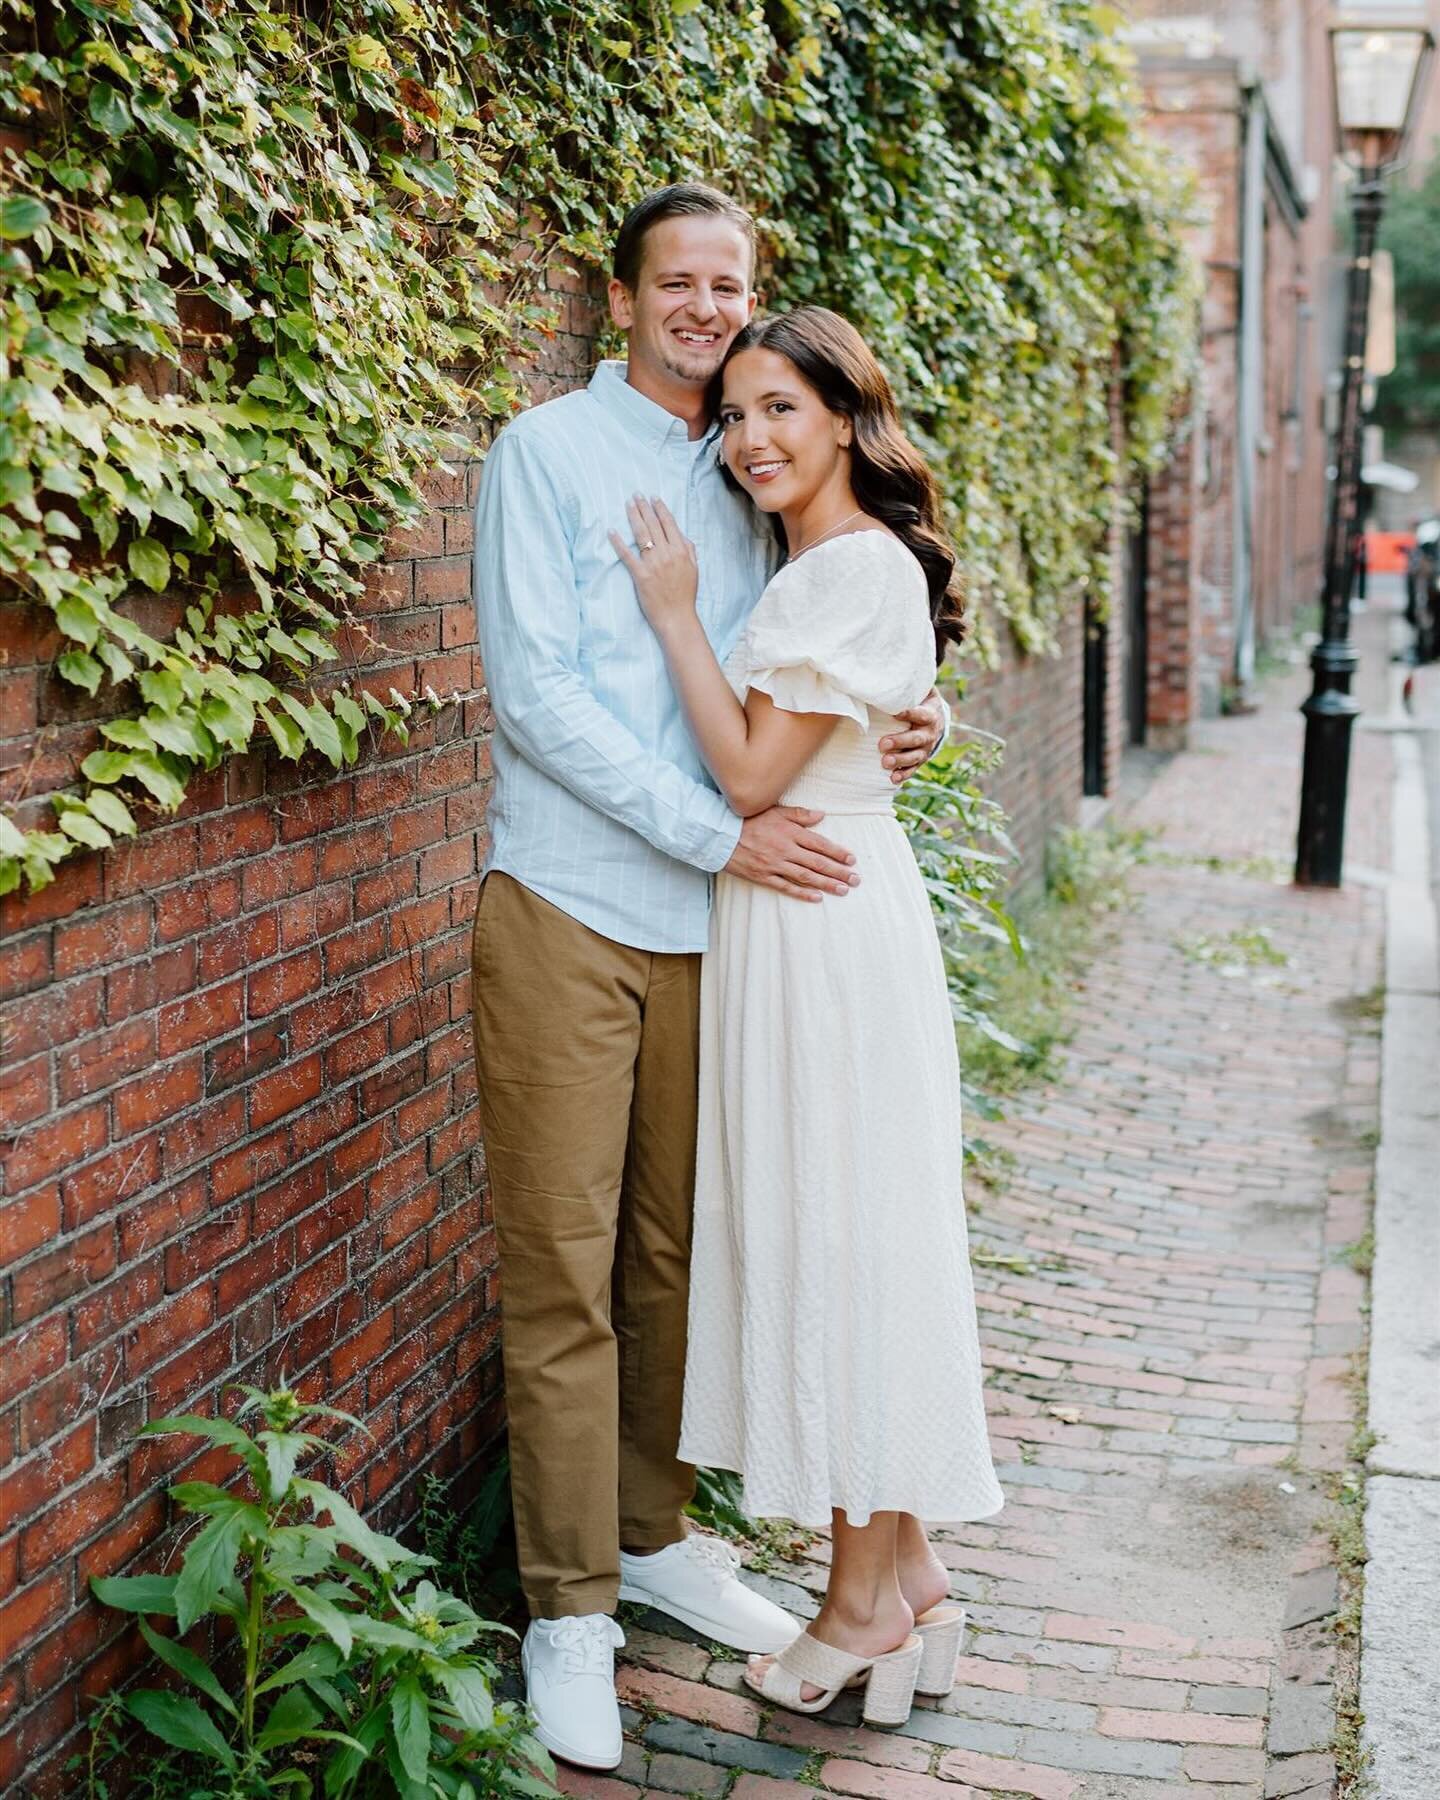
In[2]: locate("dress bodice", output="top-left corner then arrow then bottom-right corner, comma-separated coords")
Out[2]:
723,530 -> 936,816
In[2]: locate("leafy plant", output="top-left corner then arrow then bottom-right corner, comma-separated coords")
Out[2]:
417,1455 -> 520,1621
896,729 -> 1028,1106
85,1385 -> 555,1798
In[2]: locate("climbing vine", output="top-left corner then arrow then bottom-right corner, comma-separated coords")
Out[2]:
0,0 -> 1196,895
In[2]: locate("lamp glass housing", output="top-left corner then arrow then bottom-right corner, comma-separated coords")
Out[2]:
1330,25 -> 1430,150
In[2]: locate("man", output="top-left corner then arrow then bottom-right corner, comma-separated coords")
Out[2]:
470,183 -> 946,1771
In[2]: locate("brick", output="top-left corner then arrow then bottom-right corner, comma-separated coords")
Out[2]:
0,1571 -> 68,1657
196,908 -> 279,983
56,1015 -> 157,1103
206,1020 -> 288,1094
106,941 -> 196,1023
249,1051 -> 322,1129
935,1747 -> 1077,1798
0,1185 -> 60,1260
117,1171 -> 207,1259
1116,1652 -> 1270,1685
112,1056 -> 203,1137
1045,1616 -> 1196,1654
19,1466 -> 127,1579
1,1099 -> 106,1190
817,1761 -> 962,1798
1097,1705 -> 1263,1746
158,979 -> 245,1053
198,802 -> 277,865
762,1711 -> 932,1769
0,1051 -> 49,1131
215,1231 -> 294,1311
11,1226 -> 117,1323
641,1719 -> 807,1780
53,897 -> 152,979
0,1420 -> 95,1531
727,1780 -> 822,1800
0,928 -> 51,999
1183,1743 -> 1269,1781
615,1668 -> 761,1737
123,1283 -> 217,1376
249,950 -> 322,1018
72,1256 -> 164,1351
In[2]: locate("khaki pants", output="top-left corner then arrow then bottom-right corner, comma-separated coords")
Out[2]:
470,872 -> 701,1619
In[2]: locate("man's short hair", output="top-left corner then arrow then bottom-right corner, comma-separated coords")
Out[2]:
612,183 -> 755,292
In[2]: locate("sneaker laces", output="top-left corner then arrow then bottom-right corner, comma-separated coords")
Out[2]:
544,1615 -> 623,1683
684,1534 -> 744,1590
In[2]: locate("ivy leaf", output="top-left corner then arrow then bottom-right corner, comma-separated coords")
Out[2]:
88,83 -> 133,138
81,749 -> 136,786
85,788 -> 138,837
348,35 -> 393,73
219,510 -> 277,572
125,752 -> 188,810
0,196 -> 50,239
97,640 -> 136,680
302,701 -> 343,768
128,537 -> 171,591
55,596 -> 102,648
57,650 -> 103,695
123,1691 -> 235,1769
259,703 -> 305,760
57,807 -> 113,851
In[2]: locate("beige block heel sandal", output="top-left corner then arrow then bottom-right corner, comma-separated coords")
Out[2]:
843,1605 -> 967,1700
747,1629 -> 924,1726
913,1605 -> 966,1697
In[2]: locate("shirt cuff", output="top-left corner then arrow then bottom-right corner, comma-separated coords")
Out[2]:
690,808 -> 743,874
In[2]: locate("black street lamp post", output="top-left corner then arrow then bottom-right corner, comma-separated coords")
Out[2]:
1295,18 -> 1434,888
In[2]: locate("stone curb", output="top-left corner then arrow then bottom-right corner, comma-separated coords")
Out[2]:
1360,723 -> 1440,1800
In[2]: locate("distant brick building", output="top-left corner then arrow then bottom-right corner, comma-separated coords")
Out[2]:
1129,0 -> 1338,729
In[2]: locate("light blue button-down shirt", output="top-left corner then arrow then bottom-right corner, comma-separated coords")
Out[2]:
472,361 -> 778,952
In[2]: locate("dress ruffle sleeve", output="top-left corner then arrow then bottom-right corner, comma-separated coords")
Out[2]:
738,533 -> 936,729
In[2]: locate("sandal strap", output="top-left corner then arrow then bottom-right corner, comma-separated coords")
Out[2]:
753,1656 -> 813,1709
773,1629 -> 870,1690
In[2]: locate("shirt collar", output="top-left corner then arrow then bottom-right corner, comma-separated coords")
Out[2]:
589,360 -> 716,455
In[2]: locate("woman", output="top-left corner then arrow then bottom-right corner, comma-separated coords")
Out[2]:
611,306 -> 1003,1725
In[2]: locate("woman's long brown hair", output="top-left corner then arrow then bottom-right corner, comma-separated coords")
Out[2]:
710,306 -> 966,659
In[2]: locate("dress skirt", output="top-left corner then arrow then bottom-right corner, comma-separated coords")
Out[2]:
677,803 -> 1006,1529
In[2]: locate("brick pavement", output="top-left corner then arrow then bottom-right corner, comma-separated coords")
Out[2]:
567,632 -> 1390,1800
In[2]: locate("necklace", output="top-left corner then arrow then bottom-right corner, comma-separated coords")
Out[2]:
789,508 -> 868,561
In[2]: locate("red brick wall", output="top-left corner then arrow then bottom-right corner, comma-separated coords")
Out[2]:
959,606 -> 1086,889
0,257 -> 1094,1788
0,260 -> 605,1793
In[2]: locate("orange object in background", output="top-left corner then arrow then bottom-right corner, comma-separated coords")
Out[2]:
1365,531 -> 1416,574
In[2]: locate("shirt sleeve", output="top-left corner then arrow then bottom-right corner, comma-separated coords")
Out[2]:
741,536 -> 936,728
472,424 -> 742,874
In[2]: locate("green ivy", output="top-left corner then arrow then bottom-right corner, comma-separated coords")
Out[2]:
0,0 -> 1196,896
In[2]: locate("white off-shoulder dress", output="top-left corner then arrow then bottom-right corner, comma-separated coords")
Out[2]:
678,531 -> 1004,1529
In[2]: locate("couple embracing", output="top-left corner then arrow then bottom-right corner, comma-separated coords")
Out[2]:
469,182 -> 1003,1772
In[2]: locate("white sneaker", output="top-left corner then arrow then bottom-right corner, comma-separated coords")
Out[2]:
618,1534 -> 801,1654
521,1614 -> 625,1771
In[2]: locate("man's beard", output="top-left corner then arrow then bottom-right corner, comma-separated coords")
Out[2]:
661,342 -> 725,384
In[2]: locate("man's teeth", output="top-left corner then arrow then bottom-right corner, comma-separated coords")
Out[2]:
675,331 -> 717,344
